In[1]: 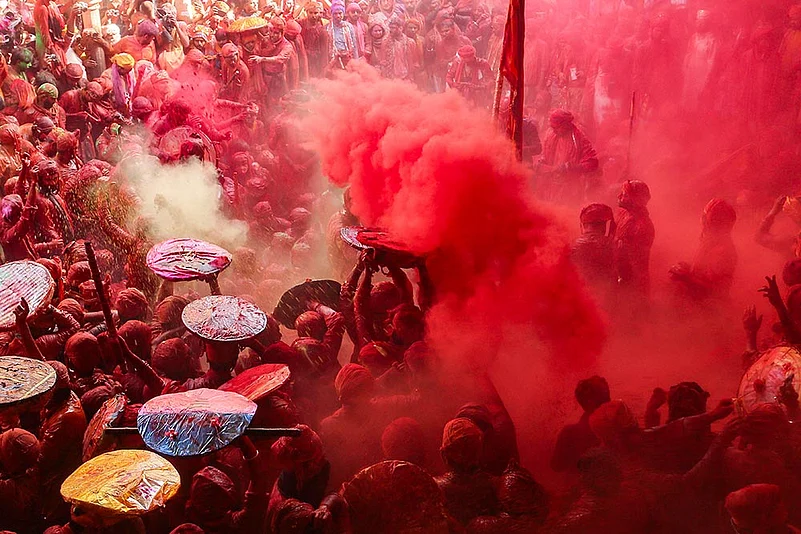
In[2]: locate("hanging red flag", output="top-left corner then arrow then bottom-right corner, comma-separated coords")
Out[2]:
498,0 -> 525,160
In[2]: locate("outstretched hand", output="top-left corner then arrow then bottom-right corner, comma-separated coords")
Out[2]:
743,305 -> 763,333
13,298 -> 29,324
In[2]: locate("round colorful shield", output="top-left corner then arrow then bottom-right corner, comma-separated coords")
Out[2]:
340,226 -> 420,268
182,295 -> 268,342
219,363 -> 291,402
137,388 -> 257,456
739,345 -> 801,412
0,356 -> 57,410
83,394 -> 129,462
273,279 -> 341,329
0,261 -> 55,329
147,238 -> 232,281
61,449 -> 180,522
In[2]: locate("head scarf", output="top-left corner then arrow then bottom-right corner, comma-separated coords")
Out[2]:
36,82 -> 58,100
334,363 -> 375,404
271,424 -> 324,467
549,109 -> 574,127
221,43 -> 239,58
381,417 -> 424,463
0,194 -> 22,222
703,198 -> 736,231
187,466 -> 236,523
152,338 -> 192,380
65,332 -> 101,375
725,484 -> 787,529
441,417 -> 483,469
284,19 -> 302,37
0,428 -> 40,473
116,288 -> 148,320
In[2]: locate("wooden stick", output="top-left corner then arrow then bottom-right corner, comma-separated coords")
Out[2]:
84,241 -> 117,338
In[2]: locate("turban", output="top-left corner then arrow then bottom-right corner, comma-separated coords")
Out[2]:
57,298 -> 85,324
212,1 -> 230,13
331,3 -> 345,13
190,26 -> 210,40
36,158 -> 58,174
295,311 -> 326,339
621,180 -> 651,207
65,332 -> 101,375
55,131 -> 77,152
66,261 -> 92,288
703,198 -> 736,230
549,109 -> 574,127
455,403 -> 492,432
47,360 -> 70,391
137,20 -> 159,37
253,201 -> 275,221
359,342 -> 395,376
580,203 -> 614,225
0,124 -> 19,146
152,338 -> 192,380
37,257 -> 62,286
187,466 -> 236,521
185,48 -> 205,65
403,341 -> 431,373
111,53 -> 135,69
381,417 -> 424,463
118,320 -> 153,361
458,45 -> 476,59
33,115 -> 54,133
36,82 -> 58,99
65,63 -> 84,81
371,281 -> 402,314
498,460 -> 549,519
132,96 -> 154,115
666,381 -> 709,421
441,417 -> 483,468
270,499 -> 315,533
116,288 -> 149,320
86,81 -> 105,100
334,363 -> 375,404
270,16 -> 286,30
588,400 -> 639,445
0,429 -> 40,474
725,484 -> 787,529
81,384 -> 116,419
271,424 -> 324,467
221,43 -> 239,58
0,194 -> 21,222
346,2 -> 361,12
155,296 -> 190,328
284,19 -> 302,37
289,207 -> 311,226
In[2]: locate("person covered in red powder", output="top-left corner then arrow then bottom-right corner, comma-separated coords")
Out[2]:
218,43 -> 250,101
670,198 -> 737,303
725,484 -> 801,534
445,44 -> 492,107
615,179 -> 655,304
551,375 -> 610,473
535,109 -> 599,203
570,203 -> 616,296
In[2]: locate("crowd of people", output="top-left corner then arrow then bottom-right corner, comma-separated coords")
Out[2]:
0,0 -> 797,530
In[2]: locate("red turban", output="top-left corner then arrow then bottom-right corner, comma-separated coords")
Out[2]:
381,417 -> 424,464
269,499 -> 314,533
271,424 -> 324,468
65,332 -> 101,375
66,261 -> 92,288
549,109 -> 574,127
155,296 -> 190,328
359,342 -> 395,376
441,417 -> 483,469
187,466 -> 236,523
57,298 -> 84,324
221,43 -> 239,58
270,16 -> 286,30
620,180 -> 651,207
116,288 -> 149,320
0,428 -> 40,474
334,363 -> 375,404
80,384 -> 116,419
284,19 -> 302,37
588,400 -> 639,446
295,311 -> 325,340
371,281 -> 402,314
0,124 -> 19,146
458,45 -> 476,59
118,320 -> 152,361
403,340 -> 431,374
703,198 -> 736,231
725,484 -> 787,529
152,338 -> 191,380
47,360 -> 70,391
498,460 -> 548,518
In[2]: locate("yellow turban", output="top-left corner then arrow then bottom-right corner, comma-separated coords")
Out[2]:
111,53 -> 135,69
